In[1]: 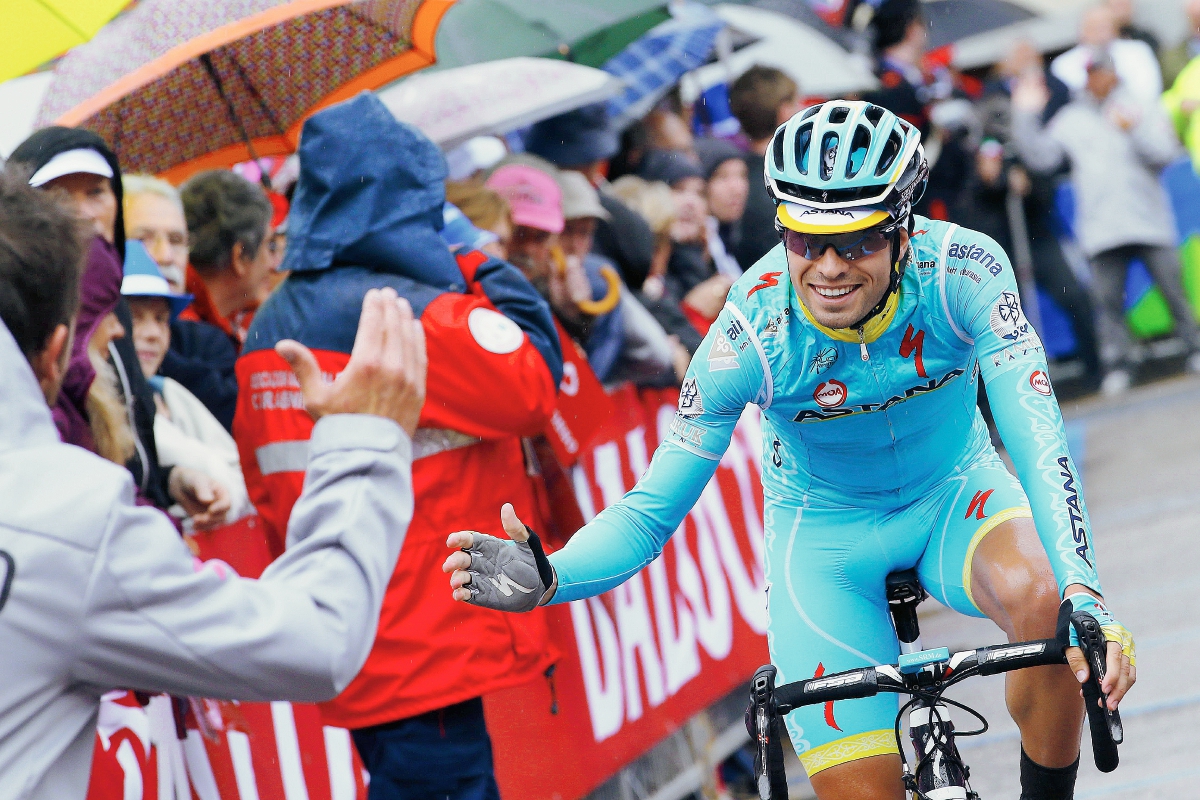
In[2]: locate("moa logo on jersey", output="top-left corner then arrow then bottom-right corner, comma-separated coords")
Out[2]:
813,379 -> 847,408
989,291 -> 1030,342
1029,370 -> 1052,396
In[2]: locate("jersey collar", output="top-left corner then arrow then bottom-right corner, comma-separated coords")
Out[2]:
794,285 -> 901,343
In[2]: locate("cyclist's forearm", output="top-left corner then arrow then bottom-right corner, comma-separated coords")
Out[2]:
548,440 -> 720,604
983,363 -> 1103,597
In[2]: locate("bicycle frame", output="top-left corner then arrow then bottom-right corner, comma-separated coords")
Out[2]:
746,569 -> 1122,800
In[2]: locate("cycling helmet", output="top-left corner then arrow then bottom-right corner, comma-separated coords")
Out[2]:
766,100 -> 928,328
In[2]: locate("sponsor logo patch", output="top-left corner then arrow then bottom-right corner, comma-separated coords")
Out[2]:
899,324 -> 927,378
708,331 -> 740,371
808,345 -> 838,374
669,415 -> 705,448
1058,457 -> 1093,568
990,335 -> 1044,367
795,369 -> 965,422
678,377 -> 704,417
989,291 -> 1031,342
1029,370 -> 1052,396
747,271 -> 783,298
965,489 -> 993,520
813,379 -> 847,408
947,241 -> 1003,276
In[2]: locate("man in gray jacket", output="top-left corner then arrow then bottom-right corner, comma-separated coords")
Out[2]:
1011,46 -> 1200,395
0,171 -> 426,799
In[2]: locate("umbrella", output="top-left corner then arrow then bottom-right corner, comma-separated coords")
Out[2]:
431,0 -> 672,70
921,0 -> 1034,50
602,2 -> 725,130
378,57 -> 623,149
0,72 -> 53,158
1,0 -> 130,84
36,0 -> 456,182
686,4 -> 877,100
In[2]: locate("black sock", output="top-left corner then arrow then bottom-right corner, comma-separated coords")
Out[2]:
1019,748 -> 1079,800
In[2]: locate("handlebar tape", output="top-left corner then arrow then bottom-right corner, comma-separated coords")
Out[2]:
775,668 -> 880,712
975,639 -> 1066,676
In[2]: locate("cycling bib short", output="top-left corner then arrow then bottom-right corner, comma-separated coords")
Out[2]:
546,217 -> 1102,775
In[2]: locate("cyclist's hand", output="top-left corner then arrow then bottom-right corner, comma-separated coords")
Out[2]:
1062,592 -> 1136,710
443,504 -> 556,612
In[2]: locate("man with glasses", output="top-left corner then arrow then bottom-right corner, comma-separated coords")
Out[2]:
446,101 -> 1135,800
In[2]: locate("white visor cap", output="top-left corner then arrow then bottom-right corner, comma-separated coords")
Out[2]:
28,148 -> 114,188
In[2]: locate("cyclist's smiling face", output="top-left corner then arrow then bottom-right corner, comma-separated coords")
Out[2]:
785,229 -> 908,330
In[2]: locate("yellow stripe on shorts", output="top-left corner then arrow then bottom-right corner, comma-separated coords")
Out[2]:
962,506 -> 1033,611
798,729 -> 898,775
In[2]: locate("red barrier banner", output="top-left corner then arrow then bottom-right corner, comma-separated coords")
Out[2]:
486,387 -> 770,800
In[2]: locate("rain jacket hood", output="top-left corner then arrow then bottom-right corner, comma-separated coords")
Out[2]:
282,92 -> 463,290
0,320 -> 59,455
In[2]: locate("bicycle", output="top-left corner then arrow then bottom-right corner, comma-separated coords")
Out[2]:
746,569 -> 1124,800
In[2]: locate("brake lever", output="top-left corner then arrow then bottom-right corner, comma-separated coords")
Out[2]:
1070,611 -> 1122,772
747,665 -> 789,800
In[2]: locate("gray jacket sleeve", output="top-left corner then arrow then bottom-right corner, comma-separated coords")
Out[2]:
1011,108 -> 1068,174
72,414 -> 413,702
1127,101 -> 1183,170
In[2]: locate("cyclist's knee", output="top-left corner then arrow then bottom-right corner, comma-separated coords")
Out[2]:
971,520 -> 1059,638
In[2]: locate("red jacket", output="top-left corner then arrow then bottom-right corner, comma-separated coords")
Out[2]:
235,250 -> 563,727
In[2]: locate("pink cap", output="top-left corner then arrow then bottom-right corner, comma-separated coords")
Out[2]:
485,164 -> 564,234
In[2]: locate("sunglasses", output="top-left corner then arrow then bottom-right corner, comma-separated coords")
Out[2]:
782,221 -> 899,262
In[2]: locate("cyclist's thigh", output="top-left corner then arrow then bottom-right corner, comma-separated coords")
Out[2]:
765,501 -> 926,779
917,457 -> 1032,619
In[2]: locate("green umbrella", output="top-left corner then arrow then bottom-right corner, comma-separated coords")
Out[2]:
433,0 -> 670,69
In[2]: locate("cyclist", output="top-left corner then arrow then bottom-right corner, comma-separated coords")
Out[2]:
444,101 -> 1136,800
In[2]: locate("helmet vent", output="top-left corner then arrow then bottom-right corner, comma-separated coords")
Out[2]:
819,132 -> 839,180
864,105 -> 885,126
801,105 -> 822,121
876,131 -> 903,177
847,126 -> 872,178
772,130 -> 786,172
828,106 -> 850,124
796,124 -> 813,175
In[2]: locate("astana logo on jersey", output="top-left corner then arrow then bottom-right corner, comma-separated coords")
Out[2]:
808,346 -> 838,374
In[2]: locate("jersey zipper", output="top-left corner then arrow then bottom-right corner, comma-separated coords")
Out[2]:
858,327 -> 869,361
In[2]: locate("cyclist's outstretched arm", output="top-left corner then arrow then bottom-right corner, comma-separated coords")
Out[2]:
444,303 -> 766,610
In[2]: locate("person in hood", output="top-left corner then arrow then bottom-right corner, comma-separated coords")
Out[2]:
0,166 -> 424,800
8,128 -> 220,517
234,92 -> 562,800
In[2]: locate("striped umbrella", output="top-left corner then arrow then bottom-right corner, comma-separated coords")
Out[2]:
35,0 -> 455,182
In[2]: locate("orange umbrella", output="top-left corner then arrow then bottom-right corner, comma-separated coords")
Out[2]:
35,0 -> 455,182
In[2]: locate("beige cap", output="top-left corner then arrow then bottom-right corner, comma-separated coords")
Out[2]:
558,170 -> 611,222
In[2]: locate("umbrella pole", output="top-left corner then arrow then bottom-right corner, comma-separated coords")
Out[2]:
200,53 -> 273,191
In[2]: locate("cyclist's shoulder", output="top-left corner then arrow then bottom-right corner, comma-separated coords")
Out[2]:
724,244 -> 794,335
910,218 -> 1010,281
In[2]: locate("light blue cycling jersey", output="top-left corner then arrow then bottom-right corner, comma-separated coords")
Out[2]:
548,216 -> 1101,606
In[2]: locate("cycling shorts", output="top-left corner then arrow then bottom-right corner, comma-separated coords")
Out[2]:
765,454 -> 1031,776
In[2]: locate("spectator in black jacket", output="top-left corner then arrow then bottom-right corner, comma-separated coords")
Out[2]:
124,175 -> 240,431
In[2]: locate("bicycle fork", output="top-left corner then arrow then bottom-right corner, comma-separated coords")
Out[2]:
887,570 -> 975,800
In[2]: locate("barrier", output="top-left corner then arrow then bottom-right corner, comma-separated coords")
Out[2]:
486,386 -> 770,800
86,387 -> 769,800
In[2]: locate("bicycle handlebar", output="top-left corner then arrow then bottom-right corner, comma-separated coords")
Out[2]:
773,638 -> 1066,713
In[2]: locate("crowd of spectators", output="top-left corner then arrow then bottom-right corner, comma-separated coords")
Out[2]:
3,0 -> 1200,795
